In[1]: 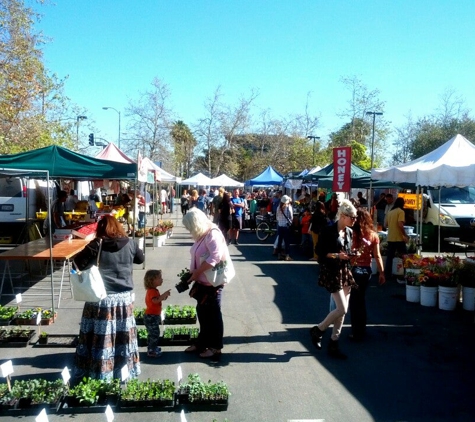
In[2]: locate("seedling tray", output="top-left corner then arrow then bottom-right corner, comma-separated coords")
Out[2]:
34,334 -> 78,348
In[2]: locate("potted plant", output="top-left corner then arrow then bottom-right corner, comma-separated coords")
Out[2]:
175,268 -> 191,293
163,220 -> 174,238
3,327 -> 35,345
458,257 -> 475,310
175,373 -> 229,410
65,377 -> 120,408
137,327 -> 148,347
119,378 -> 175,409
11,378 -> 67,411
133,307 -> 145,325
14,308 -> 38,325
38,331 -> 48,345
161,326 -> 199,345
151,224 -> 167,247
164,305 -> 197,325
0,305 -> 17,326
0,382 -> 16,411
133,229 -> 147,250
40,308 -> 57,325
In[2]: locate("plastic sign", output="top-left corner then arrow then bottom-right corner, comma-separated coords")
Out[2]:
177,365 -> 183,383
1,360 -> 13,377
161,310 -> 164,324
61,367 -> 70,384
131,292 -> 135,302
121,365 -> 129,382
105,404 -> 114,422
15,293 -> 22,304
398,193 -> 422,210
35,408 -> 49,422
36,311 -> 42,326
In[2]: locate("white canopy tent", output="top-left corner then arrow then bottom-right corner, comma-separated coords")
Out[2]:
179,172 -> 213,186
209,174 -> 243,187
372,134 -> 475,252
372,134 -> 475,186
141,157 -> 177,182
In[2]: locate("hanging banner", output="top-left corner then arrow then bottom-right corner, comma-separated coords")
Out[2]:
332,147 -> 352,192
137,152 -> 148,183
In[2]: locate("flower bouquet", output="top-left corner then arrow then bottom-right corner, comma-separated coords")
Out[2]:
458,257 -> 475,288
151,225 -> 167,237
419,255 -> 460,287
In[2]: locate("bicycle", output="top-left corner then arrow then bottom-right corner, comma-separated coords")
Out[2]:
256,214 -> 277,241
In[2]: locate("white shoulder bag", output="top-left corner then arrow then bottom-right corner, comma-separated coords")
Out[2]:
71,240 -> 107,302
199,230 -> 236,287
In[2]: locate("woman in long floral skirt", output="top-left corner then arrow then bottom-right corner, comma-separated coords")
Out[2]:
73,215 -> 144,381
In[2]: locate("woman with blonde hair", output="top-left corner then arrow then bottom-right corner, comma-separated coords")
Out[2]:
182,208 -> 229,361
310,199 -> 358,359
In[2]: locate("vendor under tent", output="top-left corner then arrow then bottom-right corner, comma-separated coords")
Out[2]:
245,165 -> 283,186
209,174 -> 243,188
372,134 -> 475,252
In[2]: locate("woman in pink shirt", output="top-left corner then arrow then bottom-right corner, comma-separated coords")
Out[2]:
182,208 -> 228,361
349,209 -> 385,341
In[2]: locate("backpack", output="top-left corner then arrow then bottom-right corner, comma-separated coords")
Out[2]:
197,195 -> 206,211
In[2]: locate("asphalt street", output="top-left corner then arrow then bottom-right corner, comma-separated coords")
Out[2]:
0,209 -> 474,422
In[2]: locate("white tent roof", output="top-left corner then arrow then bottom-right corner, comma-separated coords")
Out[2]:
141,157 -> 176,182
372,134 -> 475,187
95,143 -> 135,163
209,174 -> 243,187
179,172 -> 212,185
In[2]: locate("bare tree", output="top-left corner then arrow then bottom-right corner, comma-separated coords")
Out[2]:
125,78 -> 174,168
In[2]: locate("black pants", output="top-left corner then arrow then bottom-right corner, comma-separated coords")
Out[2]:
350,266 -> 371,339
195,287 -> 224,350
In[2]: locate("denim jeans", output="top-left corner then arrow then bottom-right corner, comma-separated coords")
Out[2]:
277,226 -> 291,255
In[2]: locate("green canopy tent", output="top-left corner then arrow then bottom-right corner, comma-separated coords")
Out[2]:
0,145 -> 137,180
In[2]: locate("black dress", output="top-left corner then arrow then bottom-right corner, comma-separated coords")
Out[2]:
316,224 -> 356,293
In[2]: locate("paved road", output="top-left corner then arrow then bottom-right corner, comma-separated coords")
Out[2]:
1,212 -> 474,422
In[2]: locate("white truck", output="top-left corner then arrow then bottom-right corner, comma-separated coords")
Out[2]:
0,176 -> 55,244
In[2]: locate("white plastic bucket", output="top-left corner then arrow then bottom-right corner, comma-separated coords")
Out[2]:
134,237 -> 144,250
153,236 -> 161,247
462,286 -> 475,311
420,286 -> 438,307
392,258 -> 404,276
438,286 -> 458,311
406,285 -> 420,303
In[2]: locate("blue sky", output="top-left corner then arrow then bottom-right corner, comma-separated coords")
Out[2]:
35,0 -> 475,151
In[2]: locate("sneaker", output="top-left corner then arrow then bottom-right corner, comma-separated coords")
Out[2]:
155,347 -> 162,354
147,349 -> 162,358
235,240 -> 239,245
396,278 -> 406,285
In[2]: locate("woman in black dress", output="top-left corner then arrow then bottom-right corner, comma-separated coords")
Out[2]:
310,199 -> 358,359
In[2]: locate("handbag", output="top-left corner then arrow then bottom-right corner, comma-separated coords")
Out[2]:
71,239 -> 107,302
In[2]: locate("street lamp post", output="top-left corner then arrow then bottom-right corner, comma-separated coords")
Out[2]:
365,111 -> 383,212
306,135 -> 321,166
102,107 -> 121,149
76,115 -> 87,148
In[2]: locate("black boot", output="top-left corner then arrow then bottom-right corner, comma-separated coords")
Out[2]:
328,339 -> 347,360
310,326 -> 324,350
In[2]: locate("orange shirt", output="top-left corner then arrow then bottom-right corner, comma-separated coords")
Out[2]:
301,214 -> 312,234
145,288 -> 162,315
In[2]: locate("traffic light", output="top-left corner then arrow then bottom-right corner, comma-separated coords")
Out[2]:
88,133 -> 94,146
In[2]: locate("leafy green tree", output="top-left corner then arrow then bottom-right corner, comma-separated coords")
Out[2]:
170,120 -> 196,178
0,0 -> 71,153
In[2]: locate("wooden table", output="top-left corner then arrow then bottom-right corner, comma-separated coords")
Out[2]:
0,238 -> 89,308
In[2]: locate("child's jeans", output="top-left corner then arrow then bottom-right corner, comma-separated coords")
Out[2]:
144,314 -> 161,351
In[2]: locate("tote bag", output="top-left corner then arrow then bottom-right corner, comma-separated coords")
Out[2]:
71,240 -> 107,302
200,245 -> 236,287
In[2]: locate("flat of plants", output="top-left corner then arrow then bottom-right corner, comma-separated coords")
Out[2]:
34,334 -> 79,348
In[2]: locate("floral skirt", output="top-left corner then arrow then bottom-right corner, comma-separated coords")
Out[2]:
74,291 -> 140,382
318,263 -> 356,293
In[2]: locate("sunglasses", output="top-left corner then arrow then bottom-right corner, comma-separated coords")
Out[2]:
344,214 -> 357,220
